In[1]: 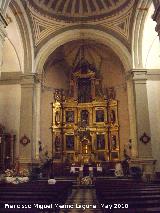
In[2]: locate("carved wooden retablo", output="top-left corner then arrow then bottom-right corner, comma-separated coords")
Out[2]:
52,55 -> 119,164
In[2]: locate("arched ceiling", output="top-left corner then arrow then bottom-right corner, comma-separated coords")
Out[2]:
30,0 -> 132,22
44,39 -> 124,75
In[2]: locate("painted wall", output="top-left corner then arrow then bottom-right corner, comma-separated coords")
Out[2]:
0,84 -> 21,157
147,80 -> 160,172
40,41 -> 130,159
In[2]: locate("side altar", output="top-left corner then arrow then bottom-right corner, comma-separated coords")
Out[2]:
51,57 -> 120,165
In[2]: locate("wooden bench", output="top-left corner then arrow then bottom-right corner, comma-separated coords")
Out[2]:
96,179 -> 160,213
0,181 -> 72,212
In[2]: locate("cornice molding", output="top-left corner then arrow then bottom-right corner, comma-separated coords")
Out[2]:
126,69 -> 160,81
0,72 -> 42,85
20,73 -> 41,85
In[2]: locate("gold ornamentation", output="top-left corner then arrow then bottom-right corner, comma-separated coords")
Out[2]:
51,50 -> 120,163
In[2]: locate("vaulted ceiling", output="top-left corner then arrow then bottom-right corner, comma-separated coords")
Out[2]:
30,0 -> 132,22
7,0 -> 138,58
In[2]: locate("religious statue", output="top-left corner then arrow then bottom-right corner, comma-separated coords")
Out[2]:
54,89 -> 61,102
124,139 -> 132,160
55,111 -> 61,125
97,135 -> 105,150
81,110 -> 89,126
110,109 -> 116,123
55,135 -> 61,152
39,140 -> 42,152
54,89 -> 65,102
111,135 -> 117,150
66,135 -> 74,150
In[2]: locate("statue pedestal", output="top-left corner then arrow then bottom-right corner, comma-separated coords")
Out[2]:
130,158 -> 156,180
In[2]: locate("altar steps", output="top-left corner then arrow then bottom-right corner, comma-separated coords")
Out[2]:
60,188 -> 102,213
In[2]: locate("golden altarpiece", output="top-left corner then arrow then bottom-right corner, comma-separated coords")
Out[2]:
52,58 -> 120,164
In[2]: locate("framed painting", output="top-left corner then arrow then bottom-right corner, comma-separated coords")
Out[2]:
97,134 -> 105,150
66,111 -> 74,123
96,110 -> 104,122
110,152 -> 119,160
66,135 -> 74,150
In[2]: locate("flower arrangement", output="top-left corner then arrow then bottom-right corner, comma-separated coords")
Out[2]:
19,169 -> 30,177
5,169 -> 15,177
4,169 -> 30,184
81,176 -> 92,185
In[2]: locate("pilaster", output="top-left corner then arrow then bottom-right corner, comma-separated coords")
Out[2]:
126,71 -> 138,158
132,69 -> 152,158
19,74 -> 40,166
128,69 -> 156,179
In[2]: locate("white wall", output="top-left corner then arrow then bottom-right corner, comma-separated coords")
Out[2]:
142,3 -> 160,69
2,39 -> 21,72
147,80 -> 160,172
2,8 -> 24,72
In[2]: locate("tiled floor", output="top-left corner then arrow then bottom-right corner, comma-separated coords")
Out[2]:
60,188 -> 102,212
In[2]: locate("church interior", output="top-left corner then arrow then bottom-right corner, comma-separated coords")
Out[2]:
1,0 -> 160,212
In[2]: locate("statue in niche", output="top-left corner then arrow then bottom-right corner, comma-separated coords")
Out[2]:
81,110 -> 89,127
111,135 -> 117,150
66,135 -> 74,150
54,89 -> 61,102
55,111 -> 60,125
55,135 -> 61,152
97,135 -> 105,150
96,110 -> 104,122
78,78 -> 91,103
110,109 -> 116,123
54,89 -> 65,102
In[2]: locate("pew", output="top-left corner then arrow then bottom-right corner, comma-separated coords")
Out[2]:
96,179 -> 160,213
0,180 -> 72,212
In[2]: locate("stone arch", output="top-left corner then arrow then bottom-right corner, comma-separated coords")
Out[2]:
132,0 -> 152,68
0,0 -> 10,15
142,3 -> 160,69
7,0 -> 34,73
35,29 -> 132,74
